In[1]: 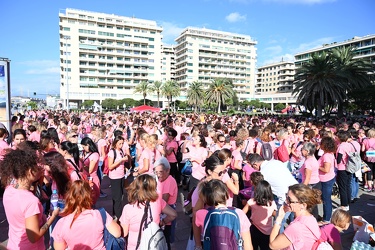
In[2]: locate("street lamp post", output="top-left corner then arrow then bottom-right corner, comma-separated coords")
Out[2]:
65,35 -> 70,112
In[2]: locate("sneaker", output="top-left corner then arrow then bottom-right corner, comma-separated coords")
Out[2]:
99,192 -> 107,198
364,185 -> 369,189
365,188 -> 372,192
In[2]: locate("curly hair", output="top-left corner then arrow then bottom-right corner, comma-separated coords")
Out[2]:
320,136 -> 337,153
236,128 -> 249,141
60,180 -> 93,228
289,184 -> 322,213
0,146 -> 42,187
126,174 -> 158,207
43,151 -> 71,198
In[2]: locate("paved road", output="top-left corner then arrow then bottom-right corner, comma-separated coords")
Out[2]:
1,176 -> 374,250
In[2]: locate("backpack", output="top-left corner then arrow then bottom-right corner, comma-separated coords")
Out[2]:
98,208 -> 126,250
240,140 -> 250,161
310,225 -> 334,250
136,201 -> 167,250
66,159 -> 88,181
346,142 -> 361,173
103,148 -> 124,175
274,140 -> 290,162
173,141 -> 183,163
203,207 -> 243,250
260,141 -> 273,161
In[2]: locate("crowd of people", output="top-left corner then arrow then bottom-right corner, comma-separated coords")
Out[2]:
1,109 -> 373,249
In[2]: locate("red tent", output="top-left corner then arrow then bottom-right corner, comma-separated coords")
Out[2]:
130,105 -> 161,113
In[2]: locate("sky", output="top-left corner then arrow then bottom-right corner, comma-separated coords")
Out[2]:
0,0 -> 374,99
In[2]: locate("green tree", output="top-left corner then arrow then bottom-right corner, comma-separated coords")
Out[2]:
205,78 -> 235,113
101,98 -> 118,110
274,103 -> 286,111
162,80 -> 180,112
81,100 -> 94,109
27,101 -> 38,109
151,81 -> 163,108
293,47 -> 374,118
187,81 -> 205,112
134,81 -> 152,105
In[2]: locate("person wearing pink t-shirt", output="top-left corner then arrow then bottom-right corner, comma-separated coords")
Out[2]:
318,136 -> 337,222
134,133 -> 159,176
27,125 -> 41,143
195,179 -> 252,250
0,128 -> 9,158
108,136 -> 128,219
243,180 -> 277,250
182,134 -> 208,189
300,142 -> 320,187
336,130 -> 357,210
164,128 -> 180,184
51,180 -> 121,250
119,174 -> 177,250
270,184 -> 322,250
154,157 -> 178,249
81,137 -> 100,205
1,147 -> 60,250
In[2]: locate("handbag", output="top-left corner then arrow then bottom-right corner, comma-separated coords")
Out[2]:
181,160 -> 192,175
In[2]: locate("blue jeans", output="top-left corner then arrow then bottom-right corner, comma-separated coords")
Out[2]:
351,174 -> 359,200
320,177 -> 335,222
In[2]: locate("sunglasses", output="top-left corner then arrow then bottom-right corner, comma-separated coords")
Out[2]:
213,168 -> 227,177
72,135 -> 78,138
286,194 -> 300,204
219,140 -> 225,143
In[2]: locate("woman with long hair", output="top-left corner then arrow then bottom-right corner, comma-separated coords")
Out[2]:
81,137 -> 100,205
59,141 -> 83,181
51,180 -> 121,249
269,184 -> 322,249
134,133 -> 160,176
11,128 -> 27,149
107,135 -> 128,220
119,174 -> 177,250
1,146 -> 59,249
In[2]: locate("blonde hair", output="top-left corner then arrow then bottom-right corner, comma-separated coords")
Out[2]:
331,209 -> 351,228
367,128 -> 375,138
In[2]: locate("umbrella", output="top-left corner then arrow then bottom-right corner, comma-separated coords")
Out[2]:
130,105 -> 161,113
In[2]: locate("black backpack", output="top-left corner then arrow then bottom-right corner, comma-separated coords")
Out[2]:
173,141 -> 184,163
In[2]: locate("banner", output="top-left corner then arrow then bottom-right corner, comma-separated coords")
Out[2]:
0,59 -> 11,131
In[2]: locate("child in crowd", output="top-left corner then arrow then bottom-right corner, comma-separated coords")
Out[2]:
242,180 -> 277,250
319,209 -> 351,250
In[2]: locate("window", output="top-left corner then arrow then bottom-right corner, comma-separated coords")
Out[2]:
63,27 -> 70,31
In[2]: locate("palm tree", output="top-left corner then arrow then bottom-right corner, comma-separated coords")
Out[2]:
133,81 -> 151,105
162,80 -> 180,112
205,78 -> 235,113
293,47 -> 374,118
151,81 -> 163,108
187,81 -> 205,112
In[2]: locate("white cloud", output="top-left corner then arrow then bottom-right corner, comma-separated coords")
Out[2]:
262,53 -> 295,66
293,36 -> 336,54
18,60 -> 60,75
225,12 -> 247,23
159,21 -> 185,44
25,67 -> 60,75
264,45 -> 283,55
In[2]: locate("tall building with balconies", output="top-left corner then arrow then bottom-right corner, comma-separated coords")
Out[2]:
174,27 -> 257,101
161,44 -> 176,82
59,8 -> 163,108
295,34 -> 375,67
254,61 -> 296,109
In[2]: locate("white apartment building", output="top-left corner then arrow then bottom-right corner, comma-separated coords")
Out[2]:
161,44 -> 176,82
59,8 -> 163,108
295,34 -> 375,67
254,61 -> 296,110
174,27 -> 257,101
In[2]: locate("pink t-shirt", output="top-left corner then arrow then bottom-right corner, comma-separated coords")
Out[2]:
318,153 -> 336,183
363,138 -> 375,161
195,207 -> 251,234
231,149 -> 243,170
97,138 -> 107,161
66,158 -> 82,181
28,131 -> 40,143
83,152 -> 100,202
108,149 -> 125,179
157,175 -> 178,205
138,147 -> 158,174
242,164 -> 257,187
52,209 -> 113,249
4,186 -> 46,250
300,156 -> 320,184
221,173 -> 234,207
119,198 -> 166,250
247,198 -> 277,235
0,139 -> 9,158
283,215 -> 321,250
319,223 -> 341,245
165,140 -> 178,163
189,146 -> 208,180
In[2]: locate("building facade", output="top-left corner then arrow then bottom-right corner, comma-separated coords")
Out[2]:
295,34 -> 375,67
174,27 -> 257,101
254,61 -> 296,110
59,8 -> 163,108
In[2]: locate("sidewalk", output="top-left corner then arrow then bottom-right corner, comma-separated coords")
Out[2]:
1,177 -> 374,250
